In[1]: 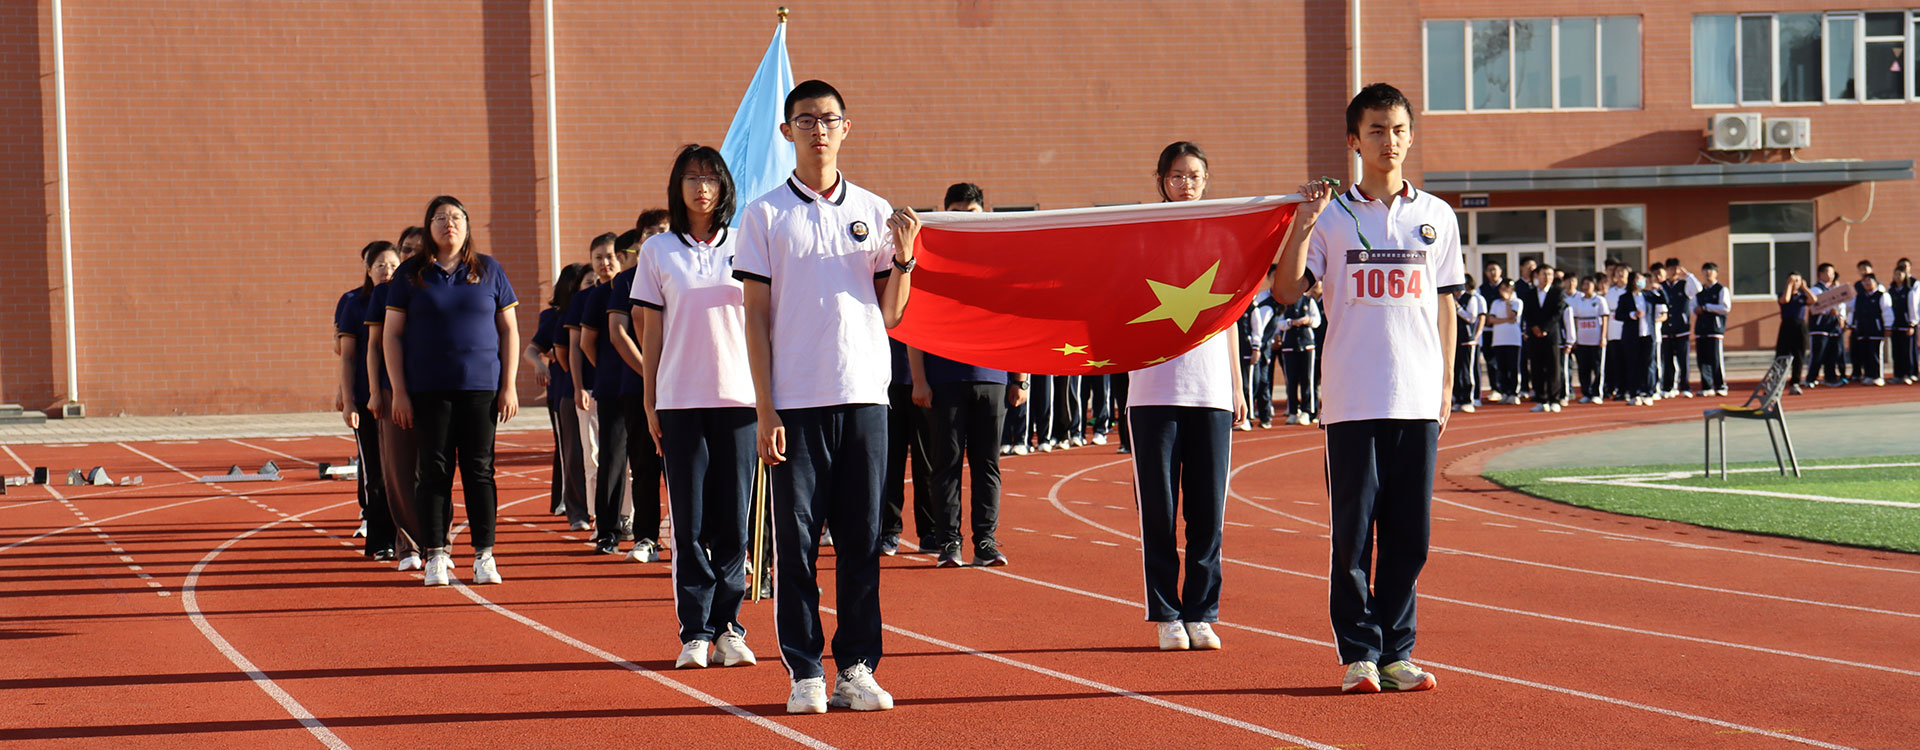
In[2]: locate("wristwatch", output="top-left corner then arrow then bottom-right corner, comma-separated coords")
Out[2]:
1015,379 -> 1030,391
893,256 -> 917,273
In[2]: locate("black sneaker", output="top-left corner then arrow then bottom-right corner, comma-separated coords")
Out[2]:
595,537 -> 619,555
880,535 -> 899,556
936,542 -> 963,568
372,548 -> 396,562
973,540 -> 1008,567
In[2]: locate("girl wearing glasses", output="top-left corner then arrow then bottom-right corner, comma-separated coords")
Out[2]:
382,196 -> 520,587
1128,141 -> 1246,652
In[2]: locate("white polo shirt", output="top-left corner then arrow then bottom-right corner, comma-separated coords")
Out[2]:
733,173 -> 896,410
631,229 -> 755,410
1571,293 -> 1610,347
1306,182 -> 1465,425
1603,286 -> 1627,342
1127,330 -> 1235,411
1455,290 -> 1486,340
1488,297 -> 1524,347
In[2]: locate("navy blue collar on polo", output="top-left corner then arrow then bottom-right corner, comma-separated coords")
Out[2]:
1347,181 -> 1415,203
786,173 -> 846,206
676,227 -> 730,248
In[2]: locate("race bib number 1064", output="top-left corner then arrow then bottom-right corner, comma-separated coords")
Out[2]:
1344,249 -> 1428,307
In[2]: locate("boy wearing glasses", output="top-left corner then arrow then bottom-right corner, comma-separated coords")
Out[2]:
734,79 -> 919,715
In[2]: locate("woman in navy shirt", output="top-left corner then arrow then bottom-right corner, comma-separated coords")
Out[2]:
337,240 -> 402,560
383,196 -> 520,587
368,226 -> 436,572
529,262 -> 594,530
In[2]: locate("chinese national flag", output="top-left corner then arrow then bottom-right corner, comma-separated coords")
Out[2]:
890,195 -> 1301,376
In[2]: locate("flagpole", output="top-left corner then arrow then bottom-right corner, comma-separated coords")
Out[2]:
542,0 -> 563,284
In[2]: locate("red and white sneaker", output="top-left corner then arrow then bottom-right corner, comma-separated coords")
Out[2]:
1341,661 -> 1380,693
1380,660 -> 1437,691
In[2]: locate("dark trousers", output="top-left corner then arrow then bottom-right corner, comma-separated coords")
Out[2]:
1811,333 -> 1844,384
1325,418 -> 1437,666
1129,405 -> 1230,623
1245,356 -> 1275,423
1856,336 -> 1885,380
1527,336 -> 1565,404
1848,332 -> 1865,379
1451,345 -> 1477,406
1893,330 -> 1918,380
1602,337 -> 1624,398
411,389 -> 498,551
1776,320 -> 1808,386
1661,335 -> 1691,392
1482,337 -> 1505,396
1084,375 -> 1113,435
771,404 -> 887,680
377,398 -> 422,556
1517,334 -> 1534,393
1489,345 -> 1521,396
352,406 -> 395,555
929,382 -> 1007,547
659,407 -> 755,644
883,383 -> 932,545
551,397 -> 591,524
1111,374 -> 1131,450
1574,345 -> 1603,399
1282,349 -> 1317,415
1052,375 -> 1082,442
618,394 -> 664,542
1027,375 -> 1055,444
1697,337 -> 1727,392
1642,334 -> 1662,396
1614,337 -> 1649,396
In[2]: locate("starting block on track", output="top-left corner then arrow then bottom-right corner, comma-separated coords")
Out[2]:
62,467 -> 137,487
199,461 -> 281,483
1,467 -> 50,493
317,460 -> 358,481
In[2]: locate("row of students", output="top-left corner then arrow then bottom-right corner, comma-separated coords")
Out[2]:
1779,259 -> 1917,389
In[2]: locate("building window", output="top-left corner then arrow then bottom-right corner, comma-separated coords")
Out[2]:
1425,17 -> 1641,112
1462,206 -> 1646,284
1728,202 -> 1815,298
1697,11 -> 1918,105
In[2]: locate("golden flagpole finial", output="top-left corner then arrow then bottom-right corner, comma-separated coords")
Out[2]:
777,6 -> 789,23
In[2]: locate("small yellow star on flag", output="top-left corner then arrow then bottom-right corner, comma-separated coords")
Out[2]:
1142,356 -> 1169,365
1083,359 -> 1114,369
1052,343 -> 1089,356
1126,260 -> 1234,333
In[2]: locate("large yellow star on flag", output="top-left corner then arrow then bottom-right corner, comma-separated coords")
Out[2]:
1126,260 -> 1234,333
1052,343 -> 1089,356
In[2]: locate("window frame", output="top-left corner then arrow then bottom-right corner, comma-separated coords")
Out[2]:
1423,16 -> 1643,113
1694,10 -> 1920,107
1726,200 -> 1817,300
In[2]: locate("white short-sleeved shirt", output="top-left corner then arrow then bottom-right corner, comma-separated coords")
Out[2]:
732,174 -> 896,410
1127,330 -> 1234,411
1570,293 -> 1610,347
1306,183 -> 1465,425
1603,286 -> 1627,341
1455,291 -> 1486,339
631,229 -> 755,410
1488,297 -> 1524,347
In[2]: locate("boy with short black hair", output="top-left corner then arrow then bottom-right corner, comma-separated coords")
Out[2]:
735,79 -> 919,715
1694,263 -> 1731,396
1661,258 -> 1702,397
1852,273 -> 1893,386
1273,82 -> 1460,694
1810,263 -> 1848,386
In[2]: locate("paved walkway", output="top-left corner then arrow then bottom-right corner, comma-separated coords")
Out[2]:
1486,399 -> 1920,472
0,407 -> 554,444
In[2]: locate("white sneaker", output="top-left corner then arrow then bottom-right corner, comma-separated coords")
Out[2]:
353,520 -> 368,538
626,539 -> 660,562
829,663 -> 894,711
786,677 -> 828,714
1000,444 -> 1014,456
1185,621 -> 1221,650
1718,387 -> 1731,396
1073,436 -> 1090,446
396,553 -> 422,572
1342,661 -> 1381,693
422,551 -> 452,587
1012,444 -> 1030,455
1380,660 -> 1438,691
1682,390 -> 1695,398
1235,421 -> 1254,432
1091,434 -> 1109,446
1873,378 -> 1886,386
472,553 -> 501,585
1548,403 -> 1562,413
676,639 -> 710,669
569,519 -> 591,532
715,630 -> 756,667
1486,392 -> 1504,403
1157,621 -> 1190,651
1039,441 -> 1055,453
1459,403 -> 1475,413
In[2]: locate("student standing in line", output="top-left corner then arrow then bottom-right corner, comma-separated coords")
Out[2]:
367,226 -> 434,572
1452,274 -> 1484,413
1851,274 -> 1893,386
1513,258 -> 1537,400
882,337 -> 933,553
1486,280 -> 1523,403
1612,270 -> 1654,406
1128,141 -> 1245,653
568,236 -> 618,530
1478,262 -> 1503,397
1809,264 -> 1848,387
1890,261 -> 1918,385
337,240 -> 402,560
1239,290 -> 1281,428
735,79 -> 917,715
1776,272 -> 1812,394
608,225 -> 669,562
1693,263 -> 1731,397
1273,83 -> 1460,693
1640,266 -> 1669,401
1660,259 -> 1702,398
635,145 -> 759,670
908,182 -> 1022,568
1525,264 -> 1568,412
1600,264 -> 1629,401
1277,280 -> 1322,424
1849,260 -> 1876,382
383,196 -> 519,587
576,232 -> 629,552
1570,275 -> 1610,403
530,263 -> 595,530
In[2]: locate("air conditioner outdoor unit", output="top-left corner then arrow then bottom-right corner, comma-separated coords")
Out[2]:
1765,117 -> 1812,150
1709,113 -> 1762,151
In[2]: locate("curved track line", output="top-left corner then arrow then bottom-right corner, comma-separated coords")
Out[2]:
181,498 -> 356,750
0,482 -> 327,553
1030,463 -> 1869,748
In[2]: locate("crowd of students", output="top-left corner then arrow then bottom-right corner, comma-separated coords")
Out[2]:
325,79 -> 1678,710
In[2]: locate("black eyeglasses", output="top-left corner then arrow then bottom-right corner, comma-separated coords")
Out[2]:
789,114 -> 845,131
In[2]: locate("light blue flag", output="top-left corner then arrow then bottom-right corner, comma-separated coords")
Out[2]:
720,19 -> 796,222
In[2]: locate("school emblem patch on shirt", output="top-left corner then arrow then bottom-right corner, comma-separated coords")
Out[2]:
1419,224 -> 1437,244
849,221 -> 870,242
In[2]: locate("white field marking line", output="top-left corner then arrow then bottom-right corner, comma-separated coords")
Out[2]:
2,445 -> 164,595
1039,460 -> 1919,676
964,546 -> 1864,750
0,480 -> 332,554
1541,474 -> 1920,510
1549,461 -> 1920,483
181,498 -> 354,750
818,605 -> 1340,750
445,496 -> 836,750
0,500 -> 56,511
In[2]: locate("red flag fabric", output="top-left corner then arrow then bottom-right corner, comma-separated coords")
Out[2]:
891,195 -> 1301,376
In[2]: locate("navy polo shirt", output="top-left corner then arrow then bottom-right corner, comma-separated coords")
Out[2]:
923,351 -> 1005,386
1779,289 -> 1810,324
532,306 -> 573,404
384,254 -> 518,392
561,284 -> 595,391
583,283 -> 626,397
335,286 -> 374,407
364,282 -> 393,392
607,267 -> 647,395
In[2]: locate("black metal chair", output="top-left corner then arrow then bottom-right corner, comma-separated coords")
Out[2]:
1703,355 -> 1799,479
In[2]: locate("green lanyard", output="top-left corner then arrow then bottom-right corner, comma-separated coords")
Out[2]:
1331,193 -> 1374,251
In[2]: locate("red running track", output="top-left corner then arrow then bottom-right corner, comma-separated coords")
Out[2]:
1,387 -> 1915,749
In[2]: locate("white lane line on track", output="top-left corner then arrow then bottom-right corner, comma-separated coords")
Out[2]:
0,479 -> 328,554
181,498 -> 354,750
116,442 -> 204,482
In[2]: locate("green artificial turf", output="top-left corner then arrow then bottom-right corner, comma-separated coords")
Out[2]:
1485,455 -> 1920,554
